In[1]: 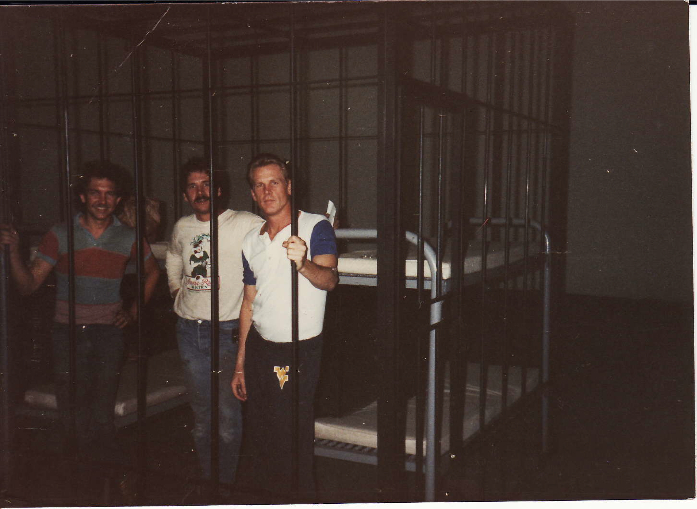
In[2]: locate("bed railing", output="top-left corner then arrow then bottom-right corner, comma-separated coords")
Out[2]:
334,221 -> 551,501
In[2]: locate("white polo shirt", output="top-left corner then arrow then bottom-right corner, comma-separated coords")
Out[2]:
242,211 -> 337,343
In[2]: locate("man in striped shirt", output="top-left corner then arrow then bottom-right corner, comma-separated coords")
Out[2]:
0,161 -> 160,458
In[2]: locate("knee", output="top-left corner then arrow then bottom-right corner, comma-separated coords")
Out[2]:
219,427 -> 238,444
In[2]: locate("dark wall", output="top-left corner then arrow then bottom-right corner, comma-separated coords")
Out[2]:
564,2 -> 691,302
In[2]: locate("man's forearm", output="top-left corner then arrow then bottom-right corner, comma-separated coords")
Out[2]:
299,259 -> 338,291
236,285 -> 256,371
127,256 -> 160,319
9,252 -> 48,296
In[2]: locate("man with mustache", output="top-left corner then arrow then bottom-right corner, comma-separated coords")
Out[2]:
165,157 -> 263,490
0,161 -> 160,459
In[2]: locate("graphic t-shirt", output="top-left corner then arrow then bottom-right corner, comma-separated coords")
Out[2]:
166,209 -> 263,321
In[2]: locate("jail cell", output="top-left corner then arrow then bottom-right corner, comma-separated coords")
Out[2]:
0,3 -> 572,504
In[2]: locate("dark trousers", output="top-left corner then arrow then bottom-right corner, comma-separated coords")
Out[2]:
52,323 -> 124,459
244,326 -> 322,500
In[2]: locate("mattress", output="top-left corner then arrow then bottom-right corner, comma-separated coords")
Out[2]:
337,240 -> 534,281
22,349 -> 188,425
314,362 -> 539,456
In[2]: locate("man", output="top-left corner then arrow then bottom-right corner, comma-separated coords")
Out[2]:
232,153 -> 338,500
0,161 -> 160,458
165,157 -> 263,486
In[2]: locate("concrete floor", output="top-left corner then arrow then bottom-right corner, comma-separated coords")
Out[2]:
2,294 -> 694,505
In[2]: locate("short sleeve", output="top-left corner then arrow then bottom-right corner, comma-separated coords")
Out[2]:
242,252 -> 256,285
309,219 -> 337,258
36,229 -> 59,266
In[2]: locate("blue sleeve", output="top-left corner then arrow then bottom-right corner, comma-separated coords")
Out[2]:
309,219 -> 337,258
242,252 -> 256,285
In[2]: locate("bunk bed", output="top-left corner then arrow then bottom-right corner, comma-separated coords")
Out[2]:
315,222 -> 551,499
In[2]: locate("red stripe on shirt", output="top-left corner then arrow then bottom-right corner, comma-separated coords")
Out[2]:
37,230 -> 59,262
55,248 -> 130,279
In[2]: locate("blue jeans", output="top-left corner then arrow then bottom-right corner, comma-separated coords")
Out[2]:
52,323 -> 124,458
176,317 -> 242,484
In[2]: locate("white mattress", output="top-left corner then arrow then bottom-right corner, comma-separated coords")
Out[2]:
23,349 -> 188,419
314,362 -> 539,456
337,241 -> 533,281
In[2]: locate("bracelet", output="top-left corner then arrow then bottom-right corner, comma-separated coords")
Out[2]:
235,371 -> 243,374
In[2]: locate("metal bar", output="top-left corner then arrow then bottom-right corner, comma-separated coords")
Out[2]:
13,74 -> 382,105
97,33 -> 106,161
171,50 -> 181,220
539,26 -> 554,456
252,39 -> 259,157
104,35 -> 111,160
338,46 -> 346,227
53,26 -> 66,223
58,14 -> 78,466
502,30 -> 518,413
448,20 -> 470,459
289,4 -> 301,498
417,107 -> 425,305
414,103 -> 425,495
399,77 -> 560,129
0,13 -> 13,495
376,5 -> 402,500
205,8 -> 221,495
129,28 -> 148,503
520,28 -> 538,397
540,26 -> 553,387
426,104 -> 445,501
478,31 -> 495,434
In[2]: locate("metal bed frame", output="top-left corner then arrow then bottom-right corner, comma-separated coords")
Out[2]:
315,221 -> 551,500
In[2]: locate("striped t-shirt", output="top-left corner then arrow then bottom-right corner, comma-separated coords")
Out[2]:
36,214 -> 152,325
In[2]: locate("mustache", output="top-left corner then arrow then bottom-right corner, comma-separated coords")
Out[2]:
194,197 -> 210,204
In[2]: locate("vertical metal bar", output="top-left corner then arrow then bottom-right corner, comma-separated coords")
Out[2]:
171,50 -> 180,220
502,31 -> 518,412
129,28 -> 148,503
414,103 -> 425,495
53,26 -> 66,222
97,33 -> 105,162
104,37 -> 111,161
251,44 -> 259,156
420,6 -> 437,498
478,31 -> 495,434
448,14 -> 470,459
436,112 -> 444,298
205,8 -> 221,495
376,3 -> 402,500
338,46 -> 346,226
521,29 -> 537,396
540,25 -> 555,456
288,4 -> 300,498
417,107 -> 425,303
426,104 -> 445,503
58,15 -> 78,467
0,12 -> 13,495
250,39 -> 260,214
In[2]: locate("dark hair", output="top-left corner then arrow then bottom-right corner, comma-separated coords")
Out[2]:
246,153 -> 291,188
74,160 -> 128,198
180,157 -> 226,194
